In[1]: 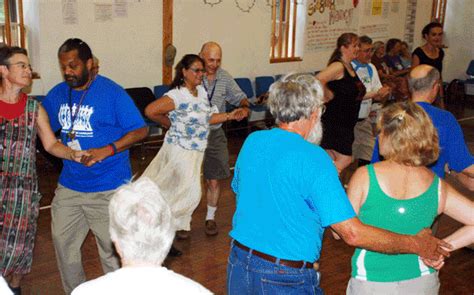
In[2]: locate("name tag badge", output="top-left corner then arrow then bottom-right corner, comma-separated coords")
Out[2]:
67,139 -> 82,151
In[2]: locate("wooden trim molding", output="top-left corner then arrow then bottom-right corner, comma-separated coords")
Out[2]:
162,0 -> 173,85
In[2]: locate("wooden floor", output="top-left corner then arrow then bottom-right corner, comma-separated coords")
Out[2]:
22,107 -> 474,294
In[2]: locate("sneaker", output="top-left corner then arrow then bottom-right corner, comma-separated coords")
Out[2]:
176,230 -> 190,240
205,220 -> 218,236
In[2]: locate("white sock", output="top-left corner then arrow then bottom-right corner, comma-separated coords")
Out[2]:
206,205 -> 217,221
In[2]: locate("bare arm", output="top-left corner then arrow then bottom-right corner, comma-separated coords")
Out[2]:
439,180 -> 474,250
315,62 -> 344,102
332,217 -> 449,260
411,54 -> 420,68
453,164 -> 474,191
363,85 -> 391,102
36,105 -> 85,162
144,96 -> 175,129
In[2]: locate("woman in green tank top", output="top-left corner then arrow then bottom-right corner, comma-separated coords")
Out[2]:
346,101 -> 473,294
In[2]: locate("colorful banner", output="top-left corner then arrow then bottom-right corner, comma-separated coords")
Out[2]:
305,0 -> 360,52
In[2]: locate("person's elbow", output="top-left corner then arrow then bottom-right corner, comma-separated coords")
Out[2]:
332,218 -> 364,247
144,105 -> 155,120
135,126 -> 149,141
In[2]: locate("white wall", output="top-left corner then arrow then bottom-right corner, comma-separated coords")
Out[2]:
25,0 -> 469,95
442,0 -> 474,81
26,0 -> 162,93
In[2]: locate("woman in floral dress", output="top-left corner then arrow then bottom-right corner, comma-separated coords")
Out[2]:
0,47 -> 84,293
141,54 -> 239,255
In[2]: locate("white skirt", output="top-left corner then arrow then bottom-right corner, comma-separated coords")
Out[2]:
140,142 -> 204,231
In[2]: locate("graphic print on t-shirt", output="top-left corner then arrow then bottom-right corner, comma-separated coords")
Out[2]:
58,103 -> 94,137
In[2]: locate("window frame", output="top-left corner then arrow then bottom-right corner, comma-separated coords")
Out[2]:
431,0 -> 447,26
1,0 -> 25,47
270,0 -> 302,63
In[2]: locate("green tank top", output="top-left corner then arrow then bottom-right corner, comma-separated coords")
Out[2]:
351,164 -> 439,282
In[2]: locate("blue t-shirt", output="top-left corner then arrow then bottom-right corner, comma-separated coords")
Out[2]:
230,128 -> 355,262
371,102 -> 473,177
42,75 -> 146,192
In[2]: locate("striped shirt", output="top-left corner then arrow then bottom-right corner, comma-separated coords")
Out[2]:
202,68 -> 247,129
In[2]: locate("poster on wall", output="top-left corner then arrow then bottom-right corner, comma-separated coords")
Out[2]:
114,0 -> 128,17
359,1 -> 392,41
95,3 -> 113,22
305,0 -> 360,53
372,0 -> 383,16
62,0 -> 78,25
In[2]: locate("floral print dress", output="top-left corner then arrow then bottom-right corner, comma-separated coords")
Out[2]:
140,85 -> 216,231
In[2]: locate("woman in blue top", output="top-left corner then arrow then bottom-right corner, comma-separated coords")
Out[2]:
346,101 -> 473,294
141,54 -> 239,255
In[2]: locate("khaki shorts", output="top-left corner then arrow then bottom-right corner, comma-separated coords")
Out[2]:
203,128 -> 231,180
346,272 -> 440,295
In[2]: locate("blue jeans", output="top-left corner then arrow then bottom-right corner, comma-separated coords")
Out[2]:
227,241 -> 323,295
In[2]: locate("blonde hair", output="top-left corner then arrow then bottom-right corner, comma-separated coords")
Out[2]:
376,101 -> 439,166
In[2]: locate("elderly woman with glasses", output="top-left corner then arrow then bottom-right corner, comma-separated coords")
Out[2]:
141,54 -> 242,255
0,46 -> 85,294
72,177 -> 212,294
346,101 -> 473,294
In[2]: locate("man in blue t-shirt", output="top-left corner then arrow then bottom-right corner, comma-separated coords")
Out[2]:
372,65 -> 474,190
42,38 -> 148,294
227,74 -> 450,294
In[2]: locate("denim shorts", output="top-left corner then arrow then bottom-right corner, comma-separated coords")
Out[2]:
227,242 -> 323,295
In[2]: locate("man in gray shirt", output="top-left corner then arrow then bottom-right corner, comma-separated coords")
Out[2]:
199,41 -> 250,236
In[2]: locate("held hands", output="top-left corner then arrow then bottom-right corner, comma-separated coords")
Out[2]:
421,241 -> 453,270
229,107 -> 250,122
69,150 -> 90,163
414,228 -> 452,261
80,146 -> 114,167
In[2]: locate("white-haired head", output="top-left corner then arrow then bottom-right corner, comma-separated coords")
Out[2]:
268,73 -> 324,124
109,177 -> 175,266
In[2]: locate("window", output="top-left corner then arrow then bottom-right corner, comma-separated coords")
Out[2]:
0,0 -> 25,47
431,0 -> 447,26
270,0 -> 302,63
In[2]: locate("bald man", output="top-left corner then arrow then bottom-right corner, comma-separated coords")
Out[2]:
198,42 -> 250,236
372,65 -> 474,190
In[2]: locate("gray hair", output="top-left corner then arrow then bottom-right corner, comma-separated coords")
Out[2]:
268,73 -> 324,123
109,177 -> 175,266
408,67 -> 440,93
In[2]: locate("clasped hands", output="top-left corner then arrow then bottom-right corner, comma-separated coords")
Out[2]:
69,146 -> 113,167
228,107 -> 250,122
416,228 -> 452,270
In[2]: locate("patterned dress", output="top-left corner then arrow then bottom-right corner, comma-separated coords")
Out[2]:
140,85 -> 216,231
0,97 -> 41,276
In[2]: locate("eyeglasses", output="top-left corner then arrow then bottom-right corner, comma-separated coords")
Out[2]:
7,62 -> 33,72
189,68 -> 206,74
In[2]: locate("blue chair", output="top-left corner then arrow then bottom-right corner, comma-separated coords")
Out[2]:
255,76 -> 275,98
153,84 -> 170,98
234,78 -> 254,99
